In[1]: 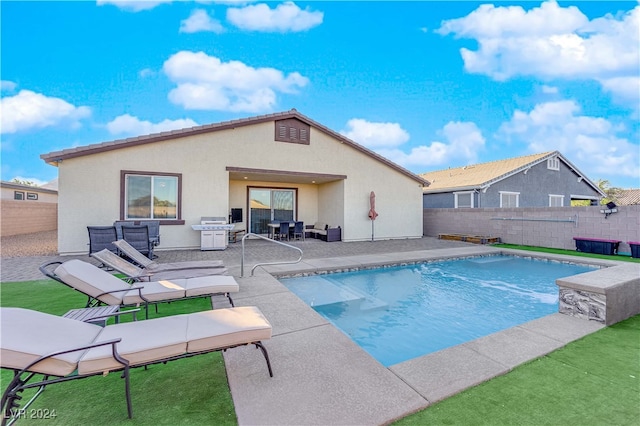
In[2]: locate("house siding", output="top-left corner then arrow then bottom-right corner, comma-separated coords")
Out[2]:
424,157 -> 601,208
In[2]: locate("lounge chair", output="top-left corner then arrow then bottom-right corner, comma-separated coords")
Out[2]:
113,239 -> 225,272
1,306 -> 272,424
39,259 -> 239,318
91,249 -> 228,281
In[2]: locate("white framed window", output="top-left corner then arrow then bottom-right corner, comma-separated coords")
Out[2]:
122,171 -> 181,221
14,191 -> 24,200
549,194 -> 564,207
500,191 -> 519,208
454,191 -> 474,208
547,157 -> 560,170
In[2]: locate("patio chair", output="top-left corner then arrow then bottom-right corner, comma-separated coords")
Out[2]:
112,239 -> 226,272
1,306 -> 272,424
121,225 -> 155,259
91,249 -> 228,282
87,226 -> 118,255
39,259 -> 239,318
292,221 -> 305,241
277,221 -> 290,241
138,220 -> 161,248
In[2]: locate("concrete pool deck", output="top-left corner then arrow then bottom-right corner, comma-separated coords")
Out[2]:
2,238 -> 631,425
218,245 -> 616,425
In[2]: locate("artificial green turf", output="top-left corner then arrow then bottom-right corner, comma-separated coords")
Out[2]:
495,243 -> 640,263
395,314 -> 640,425
0,280 -> 237,425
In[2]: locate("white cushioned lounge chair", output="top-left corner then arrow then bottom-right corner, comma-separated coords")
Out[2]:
91,249 -> 228,281
113,239 -> 225,272
39,259 -> 239,318
0,306 -> 272,424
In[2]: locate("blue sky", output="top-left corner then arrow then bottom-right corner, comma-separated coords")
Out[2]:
1,0 -> 639,188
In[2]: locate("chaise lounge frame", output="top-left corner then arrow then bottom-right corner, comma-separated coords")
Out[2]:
39,260 -> 237,319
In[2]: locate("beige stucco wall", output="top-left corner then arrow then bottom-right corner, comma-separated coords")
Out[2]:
55,121 -> 424,254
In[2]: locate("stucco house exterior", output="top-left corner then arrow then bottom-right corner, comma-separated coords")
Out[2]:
1,180 -> 58,236
41,109 -> 429,255
420,151 -> 604,209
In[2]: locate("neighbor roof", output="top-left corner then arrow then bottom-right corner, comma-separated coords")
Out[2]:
40,109 -> 429,187
420,151 -> 604,196
617,189 -> 640,205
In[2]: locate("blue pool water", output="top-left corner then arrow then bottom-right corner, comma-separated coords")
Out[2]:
280,255 -> 597,366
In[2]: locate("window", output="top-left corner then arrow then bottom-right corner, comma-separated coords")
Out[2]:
547,157 -> 560,170
14,191 -> 24,200
26,192 -> 38,200
549,194 -> 564,207
122,171 -> 181,221
500,191 -> 519,208
454,191 -> 474,208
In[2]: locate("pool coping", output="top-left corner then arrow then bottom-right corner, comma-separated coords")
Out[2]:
221,246 -> 622,425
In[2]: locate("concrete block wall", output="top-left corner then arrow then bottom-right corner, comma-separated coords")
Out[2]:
423,205 -> 640,254
1,200 -> 58,236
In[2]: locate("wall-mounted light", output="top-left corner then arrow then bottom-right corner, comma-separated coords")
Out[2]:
600,201 -> 618,219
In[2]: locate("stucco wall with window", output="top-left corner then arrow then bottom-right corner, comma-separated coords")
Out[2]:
54,120 -> 424,254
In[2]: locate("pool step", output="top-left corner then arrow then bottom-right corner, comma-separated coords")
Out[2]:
285,276 -> 388,312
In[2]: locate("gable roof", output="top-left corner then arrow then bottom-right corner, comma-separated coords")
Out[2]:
420,151 -> 604,196
40,109 -> 428,186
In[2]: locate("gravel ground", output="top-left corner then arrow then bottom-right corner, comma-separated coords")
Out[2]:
1,230 -> 58,258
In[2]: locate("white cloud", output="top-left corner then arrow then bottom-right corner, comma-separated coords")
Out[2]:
541,85 -> 558,94
106,114 -> 198,136
180,9 -> 225,33
227,1 -> 323,32
344,119 -> 485,170
498,100 -> 639,180
0,90 -> 91,134
162,50 -> 308,112
599,76 -> 640,107
340,119 -> 409,148
438,1 -> 639,107
1,80 -> 17,92
96,0 -> 172,12
139,68 -> 155,78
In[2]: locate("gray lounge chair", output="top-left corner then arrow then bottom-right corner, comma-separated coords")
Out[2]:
113,239 -> 225,272
39,259 -> 239,318
91,249 -> 228,281
1,306 -> 272,424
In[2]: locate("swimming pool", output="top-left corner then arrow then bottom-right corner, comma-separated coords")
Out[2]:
280,255 -> 597,366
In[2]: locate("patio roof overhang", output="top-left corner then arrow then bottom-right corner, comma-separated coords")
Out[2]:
226,167 -> 347,185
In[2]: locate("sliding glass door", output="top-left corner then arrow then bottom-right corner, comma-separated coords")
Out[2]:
249,188 -> 295,234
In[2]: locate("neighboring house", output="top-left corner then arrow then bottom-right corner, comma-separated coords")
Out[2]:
420,151 -> 604,208
615,189 -> 640,206
1,180 -> 58,236
41,109 -> 429,255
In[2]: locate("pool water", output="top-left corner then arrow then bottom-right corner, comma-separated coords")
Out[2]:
280,255 -> 597,366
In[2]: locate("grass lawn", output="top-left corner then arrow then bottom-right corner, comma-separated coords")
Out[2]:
495,243 -> 640,263
2,266 -> 639,425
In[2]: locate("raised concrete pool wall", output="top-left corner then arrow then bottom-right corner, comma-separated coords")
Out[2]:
556,263 -> 640,325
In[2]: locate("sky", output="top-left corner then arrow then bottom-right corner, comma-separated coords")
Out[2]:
1,0 -> 639,189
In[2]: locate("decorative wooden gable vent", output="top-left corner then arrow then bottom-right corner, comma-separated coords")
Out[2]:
275,118 -> 310,145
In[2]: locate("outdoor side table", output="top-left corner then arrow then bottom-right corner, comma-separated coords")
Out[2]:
63,305 -> 120,327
